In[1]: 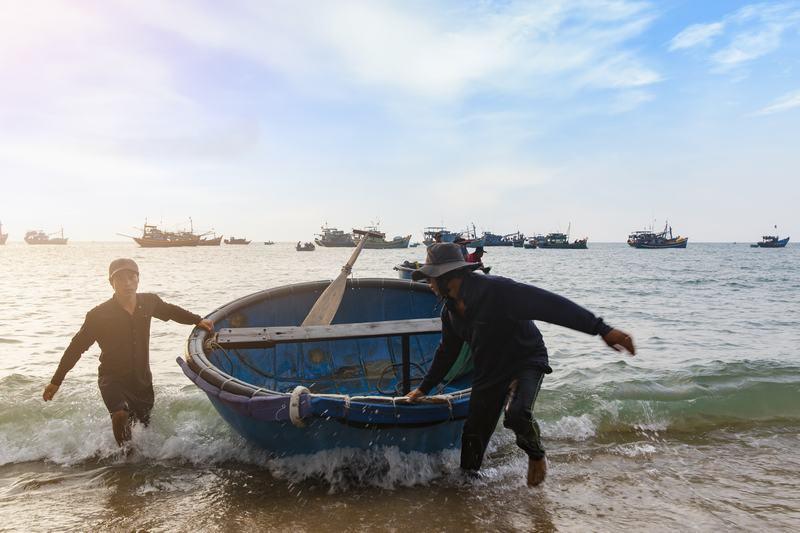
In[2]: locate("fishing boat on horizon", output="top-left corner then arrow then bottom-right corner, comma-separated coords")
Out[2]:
0,221 -> 7,245
627,221 -> 687,249
354,225 -> 411,249
523,235 -> 542,249
423,224 -> 484,247
129,222 -> 200,247
537,233 -> 588,249
481,231 -> 514,247
537,224 -> 587,249
422,226 -> 460,246
751,226 -> 789,248
197,233 -> 222,246
225,236 -> 251,245
296,241 -> 315,251
24,228 -> 68,245
315,225 -> 355,247
509,231 -> 525,248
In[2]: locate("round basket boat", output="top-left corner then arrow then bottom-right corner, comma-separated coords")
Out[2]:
178,278 -> 472,456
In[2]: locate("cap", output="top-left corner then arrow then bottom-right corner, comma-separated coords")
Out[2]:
108,258 -> 139,280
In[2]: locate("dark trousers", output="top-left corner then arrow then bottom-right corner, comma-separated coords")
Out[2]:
460,366 -> 545,471
98,376 -> 154,426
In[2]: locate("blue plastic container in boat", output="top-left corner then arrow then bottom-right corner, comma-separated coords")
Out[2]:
178,278 -> 472,456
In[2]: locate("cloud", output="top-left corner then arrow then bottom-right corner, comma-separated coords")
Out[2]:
669,22 -> 725,50
669,2 -> 800,70
752,89 -> 800,115
120,0 -> 661,99
609,90 -> 655,113
0,0 -> 667,240
579,53 -> 662,89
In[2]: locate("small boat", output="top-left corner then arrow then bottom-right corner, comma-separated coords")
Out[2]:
537,233 -> 587,249
460,224 -> 485,248
177,279 -> 471,456
225,237 -> 251,245
0,221 -> 7,245
197,234 -> 223,246
481,231 -> 513,247
393,260 -> 422,280
422,226 -> 460,246
523,237 -> 539,249
409,242 -> 420,248
627,221 -> 687,249
751,227 -> 789,248
263,241 -> 275,245
315,225 -> 355,247
537,225 -> 587,249
509,232 -> 525,248
24,228 -> 68,245
423,225 -> 483,247
296,242 -> 315,251
354,225 -> 411,249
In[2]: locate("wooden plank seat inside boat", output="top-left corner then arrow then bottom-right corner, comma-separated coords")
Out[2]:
202,317 -> 448,396
210,318 -> 442,348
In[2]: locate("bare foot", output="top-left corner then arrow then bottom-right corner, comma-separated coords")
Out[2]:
527,457 -> 547,487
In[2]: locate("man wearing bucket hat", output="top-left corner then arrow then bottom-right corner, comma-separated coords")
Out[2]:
407,243 -> 635,486
42,258 -> 214,447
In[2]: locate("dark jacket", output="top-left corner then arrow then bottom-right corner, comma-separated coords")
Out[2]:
419,273 -> 612,394
51,293 -> 201,387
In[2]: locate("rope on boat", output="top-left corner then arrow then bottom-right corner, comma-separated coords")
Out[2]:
290,386 -> 310,427
309,390 -> 471,404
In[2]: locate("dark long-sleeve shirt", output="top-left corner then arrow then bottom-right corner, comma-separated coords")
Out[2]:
51,293 -> 202,387
419,273 -> 612,394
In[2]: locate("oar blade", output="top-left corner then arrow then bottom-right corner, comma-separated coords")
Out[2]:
301,270 -> 349,326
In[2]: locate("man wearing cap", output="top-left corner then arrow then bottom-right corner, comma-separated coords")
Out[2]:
42,258 -> 213,446
406,243 -> 635,486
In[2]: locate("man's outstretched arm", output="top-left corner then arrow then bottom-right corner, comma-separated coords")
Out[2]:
44,314 -> 97,401
504,280 -> 635,355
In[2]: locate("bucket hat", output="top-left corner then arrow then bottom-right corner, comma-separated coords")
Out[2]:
412,243 -> 481,281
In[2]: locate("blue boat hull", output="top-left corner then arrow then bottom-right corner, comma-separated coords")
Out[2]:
180,279 -> 471,457
209,396 -> 463,454
755,237 -> 789,248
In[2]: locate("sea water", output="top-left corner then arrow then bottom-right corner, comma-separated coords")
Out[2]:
1,242 -> 798,531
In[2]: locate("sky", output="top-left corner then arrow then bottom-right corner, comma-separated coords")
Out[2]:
1,0 -> 799,242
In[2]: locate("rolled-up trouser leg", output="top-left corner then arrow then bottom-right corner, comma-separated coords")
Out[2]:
502,366 -> 546,460
99,377 -> 154,427
460,380 -> 511,471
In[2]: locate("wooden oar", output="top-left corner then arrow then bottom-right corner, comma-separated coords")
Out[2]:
301,228 -> 384,326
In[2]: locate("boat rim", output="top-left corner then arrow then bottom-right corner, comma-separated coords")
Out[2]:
184,277 -> 440,400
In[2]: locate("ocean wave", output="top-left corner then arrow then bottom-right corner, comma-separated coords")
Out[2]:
538,359 -> 800,440
2,359 -> 799,486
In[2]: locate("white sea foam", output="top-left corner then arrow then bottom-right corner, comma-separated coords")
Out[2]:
542,414 -> 598,441
612,443 -> 658,458
269,446 -> 460,491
